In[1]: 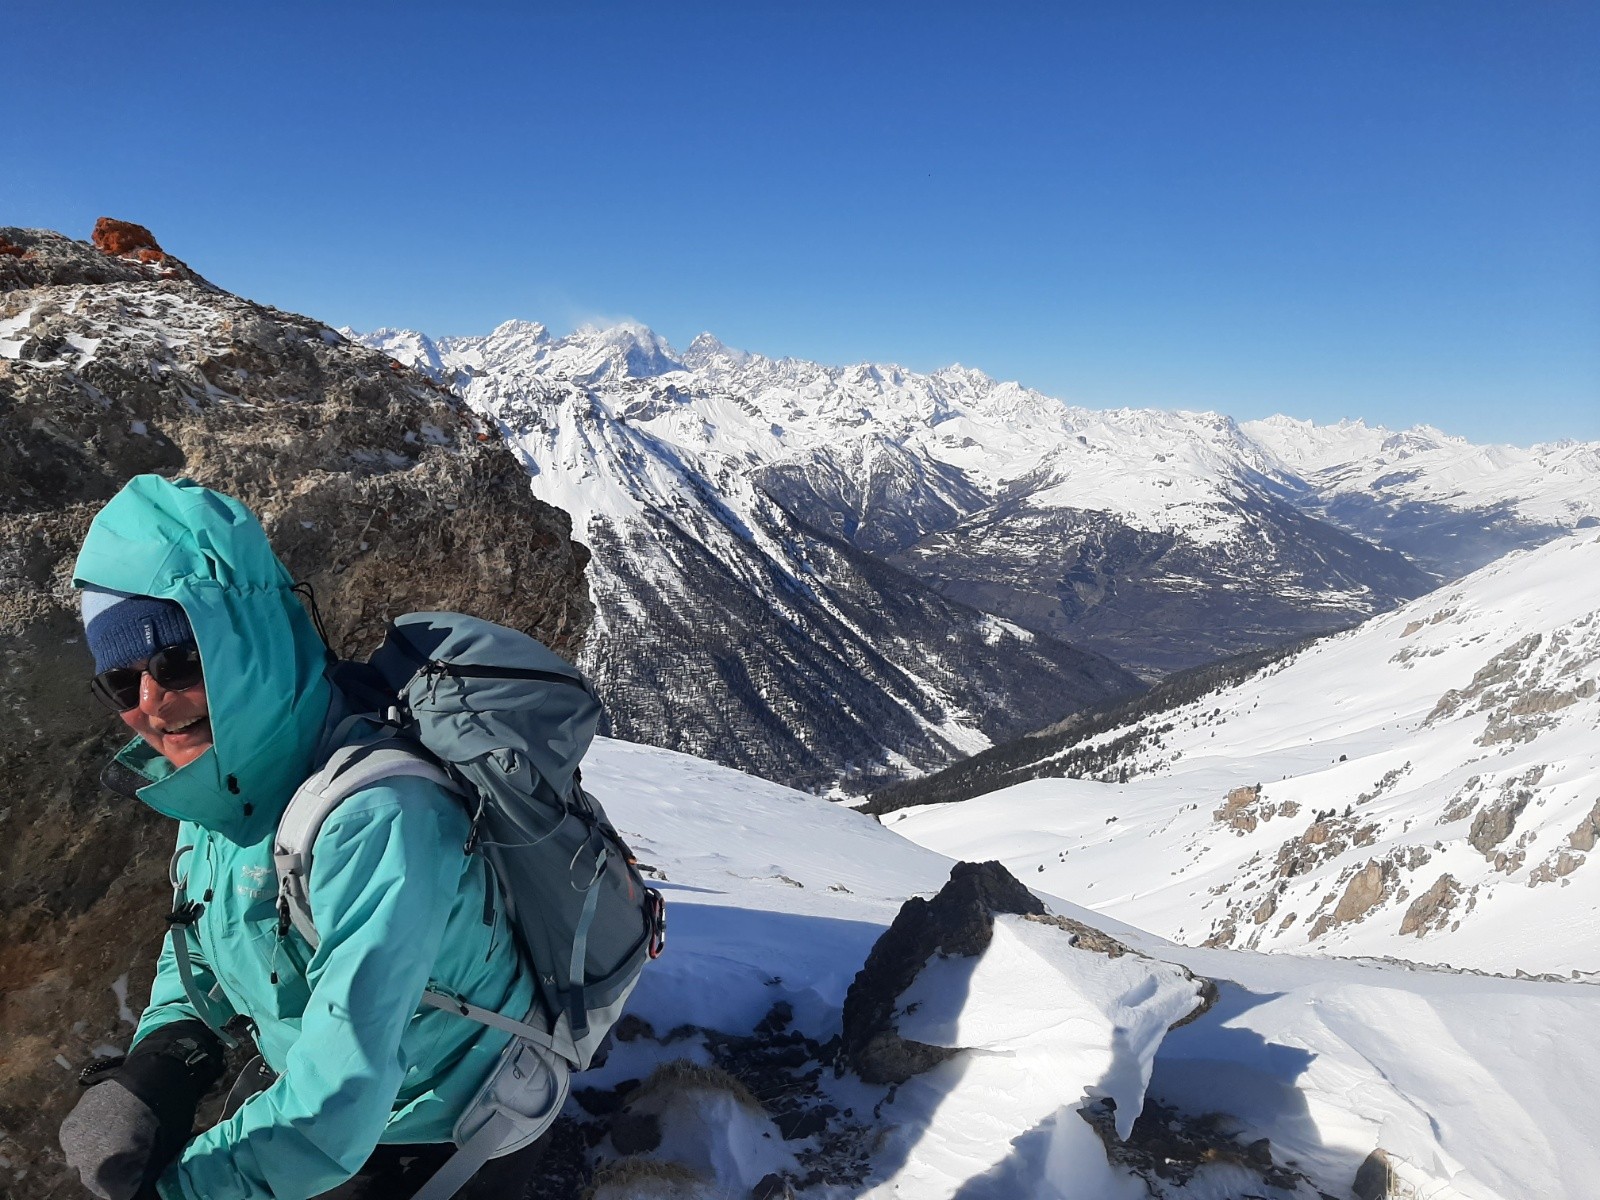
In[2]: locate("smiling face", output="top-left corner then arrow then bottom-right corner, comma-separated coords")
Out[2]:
118,665 -> 214,768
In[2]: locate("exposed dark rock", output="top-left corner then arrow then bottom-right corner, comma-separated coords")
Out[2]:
1399,874 -> 1461,937
1331,860 -> 1388,925
572,1081 -> 636,1118
1469,793 -> 1531,855
755,1001 -> 794,1036
751,1172 -> 797,1199
1080,1096 -> 1323,1195
0,223 -> 592,1196
608,1109 -> 664,1154
1428,634 -> 1542,725
1353,1148 -> 1396,1200
1526,849 -> 1585,886
612,1013 -> 657,1043
1568,799 -> 1600,853
0,225 -> 212,292
841,861 -> 1044,1084
1215,783 -> 1262,832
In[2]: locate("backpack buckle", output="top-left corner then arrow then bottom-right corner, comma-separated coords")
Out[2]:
165,900 -> 204,927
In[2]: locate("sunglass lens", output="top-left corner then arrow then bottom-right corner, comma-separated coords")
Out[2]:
148,645 -> 204,691
91,668 -> 142,712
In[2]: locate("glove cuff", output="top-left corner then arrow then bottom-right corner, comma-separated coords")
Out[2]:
122,1020 -> 227,1117
121,1021 -> 227,1186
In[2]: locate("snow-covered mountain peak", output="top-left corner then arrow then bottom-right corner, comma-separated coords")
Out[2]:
341,325 -> 447,376
482,317 -> 550,347
564,320 -> 684,380
1244,413 -> 1600,538
352,314 -> 1595,708
681,330 -> 754,371
1378,424 -> 1462,457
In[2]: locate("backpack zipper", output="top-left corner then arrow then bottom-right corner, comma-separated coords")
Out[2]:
421,661 -> 584,687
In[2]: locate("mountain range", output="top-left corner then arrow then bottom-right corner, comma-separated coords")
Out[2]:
357,320 -> 1599,789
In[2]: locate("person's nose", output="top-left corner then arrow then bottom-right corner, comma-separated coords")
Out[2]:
137,670 -> 178,714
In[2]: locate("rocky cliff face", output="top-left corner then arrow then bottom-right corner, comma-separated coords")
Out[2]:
0,224 -> 592,1195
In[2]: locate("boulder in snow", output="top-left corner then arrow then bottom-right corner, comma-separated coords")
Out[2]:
841,860 -> 1046,1084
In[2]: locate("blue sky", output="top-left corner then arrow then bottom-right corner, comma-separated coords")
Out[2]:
6,2 -> 1596,444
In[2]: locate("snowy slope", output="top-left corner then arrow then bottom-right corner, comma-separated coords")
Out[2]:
574,736 -> 1600,1200
889,532 -> 1600,977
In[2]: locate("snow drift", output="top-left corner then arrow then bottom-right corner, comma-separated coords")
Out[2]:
563,736 -> 1599,1199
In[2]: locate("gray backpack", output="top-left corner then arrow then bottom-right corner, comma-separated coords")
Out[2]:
271,612 -> 665,1198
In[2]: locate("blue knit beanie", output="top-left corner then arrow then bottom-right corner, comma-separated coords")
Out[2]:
81,587 -> 195,673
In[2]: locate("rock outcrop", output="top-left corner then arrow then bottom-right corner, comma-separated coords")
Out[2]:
1398,873 -> 1462,937
840,860 -> 1046,1084
0,222 -> 592,1195
840,861 -> 1214,1089
90,217 -> 164,260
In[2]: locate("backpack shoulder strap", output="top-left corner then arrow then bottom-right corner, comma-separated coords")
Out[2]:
273,733 -> 457,950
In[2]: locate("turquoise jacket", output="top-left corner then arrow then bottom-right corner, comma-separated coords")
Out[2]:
74,476 -> 533,1200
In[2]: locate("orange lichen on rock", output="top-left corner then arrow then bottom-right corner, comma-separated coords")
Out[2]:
92,217 -> 163,258
0,235 -> 27,258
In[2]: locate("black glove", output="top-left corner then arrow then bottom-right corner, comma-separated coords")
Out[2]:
60,1020 -> 225,1200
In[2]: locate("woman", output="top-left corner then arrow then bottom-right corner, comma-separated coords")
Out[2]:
59,475 -> 540,1200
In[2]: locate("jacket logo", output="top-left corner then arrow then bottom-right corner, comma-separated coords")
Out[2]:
237,864 -> 273,900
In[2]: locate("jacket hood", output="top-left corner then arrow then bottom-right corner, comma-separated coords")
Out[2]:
73,475 -> 332,843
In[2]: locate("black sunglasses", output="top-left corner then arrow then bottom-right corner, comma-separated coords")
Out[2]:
90,644 -> 205,713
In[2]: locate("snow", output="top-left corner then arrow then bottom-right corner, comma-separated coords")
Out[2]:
575,735 -> 1600,1199
1144,948 -> 1600,1200
591,1079 -> 798,1195
111,973 -> 138,1028
1245,414 -> 1600,529
892,532 -> 1600,976
0,303 -> 35,359
888,913 -> 1200,1188
354,325 -> 1295,546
